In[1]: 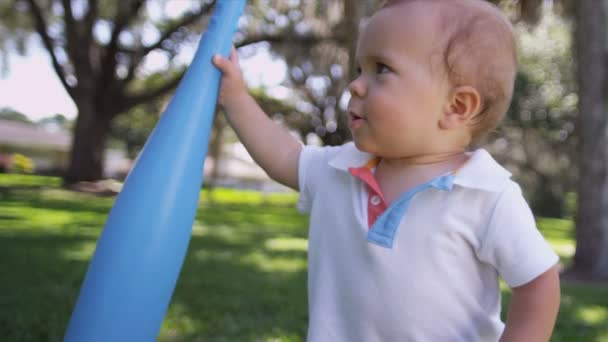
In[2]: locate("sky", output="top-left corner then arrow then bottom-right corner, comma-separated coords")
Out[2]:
0,44 -> 78,120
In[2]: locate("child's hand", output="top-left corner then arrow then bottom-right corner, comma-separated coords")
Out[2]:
212,47 -> 248,111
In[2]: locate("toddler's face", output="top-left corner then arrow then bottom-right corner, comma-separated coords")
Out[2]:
347,4 -> 450,158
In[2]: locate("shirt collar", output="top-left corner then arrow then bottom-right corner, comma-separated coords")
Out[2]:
453,148 -> 512,192
328,142 -> 511,192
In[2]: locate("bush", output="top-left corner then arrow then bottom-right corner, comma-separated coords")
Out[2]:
10,153 -> 35,174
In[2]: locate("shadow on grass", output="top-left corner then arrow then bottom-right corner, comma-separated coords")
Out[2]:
158,201 -> 310,340
3,188 -> 113,216
501,283 -> 608,342
163,233 -> 308,341
1,187 -> 115,341
0,233 -> 91,342
1,185 -> 310,341
1,180 -> 607,341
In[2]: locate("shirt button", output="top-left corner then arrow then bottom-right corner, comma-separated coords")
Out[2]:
370,195 -> 382,206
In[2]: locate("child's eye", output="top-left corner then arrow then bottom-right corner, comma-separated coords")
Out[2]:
376,63 -> 390,74
356,66 -> 362,75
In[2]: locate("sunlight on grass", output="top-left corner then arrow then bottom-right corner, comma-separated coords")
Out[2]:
202,188 -> 298,206
26,209 -> 83,229
577,306 -> 608,325
161,303 -> 203,341
0,174 -> 61,187
537,217 -> 573,240
61,241 -> 97,261
243,250 -> 307,273
213,225 -> 257,244
265,237 -> 308,252
2,174 -> 608,341
537,217 -> 576,265
552,242 -> 575,259
191,221 -> 207,236
193,249 -> 237,262
256,333 -> 303,342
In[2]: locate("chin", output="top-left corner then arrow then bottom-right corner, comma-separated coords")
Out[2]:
352,138 -> 375,154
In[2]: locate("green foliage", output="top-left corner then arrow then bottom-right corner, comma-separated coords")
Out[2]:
37,113 -> 73,131
110,105 -> 159,159
0,107 -> 32,124
0,173 -> 61,187
0,0 -> 33,74
1,175 -> 607,341
487,10 -> 577,218
110,67 -> 189,158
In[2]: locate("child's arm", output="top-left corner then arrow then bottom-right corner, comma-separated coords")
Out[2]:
212,48 -> 302,190
500,265 -> 560,342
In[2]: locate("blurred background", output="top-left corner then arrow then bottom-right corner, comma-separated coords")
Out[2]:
1,0 -> 607,341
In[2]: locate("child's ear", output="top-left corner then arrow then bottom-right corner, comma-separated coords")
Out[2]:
439,86 -> 481,130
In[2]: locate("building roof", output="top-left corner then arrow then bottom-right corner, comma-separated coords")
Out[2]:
0,119 -> 71,150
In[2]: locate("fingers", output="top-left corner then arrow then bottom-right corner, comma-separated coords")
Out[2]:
212,54 -> 231,74
229,46 -> 239,63
212,46 -> 239,76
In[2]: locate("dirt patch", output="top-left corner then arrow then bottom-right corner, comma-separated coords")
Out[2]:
65,180 -> 122,197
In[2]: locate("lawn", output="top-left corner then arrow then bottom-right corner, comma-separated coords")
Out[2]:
1,174 -> 607,341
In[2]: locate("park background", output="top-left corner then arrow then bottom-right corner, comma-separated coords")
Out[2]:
1,0 -> 607,340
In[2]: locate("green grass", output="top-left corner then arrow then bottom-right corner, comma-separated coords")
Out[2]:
1,174 -> 607,341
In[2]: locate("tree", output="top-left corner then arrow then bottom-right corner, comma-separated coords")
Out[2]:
491,10 -> 577,218
570,0 -> 608,279
38,113 -> 73,131
488,0 -> 608,280
3,0 -> 221,183
0,0 -> 30,75
2,0 -> 333,184
0,107 -> 32,124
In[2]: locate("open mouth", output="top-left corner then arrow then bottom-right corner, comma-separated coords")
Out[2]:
349,111 -> 365,122
348,111 -> 366,129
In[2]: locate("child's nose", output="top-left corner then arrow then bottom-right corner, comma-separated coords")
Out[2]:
348,76 -> 366,98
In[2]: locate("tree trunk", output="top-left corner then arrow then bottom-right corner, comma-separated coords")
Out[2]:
64,101 -> 112,185
207,113 -> 226,192
571,0 -> 608,279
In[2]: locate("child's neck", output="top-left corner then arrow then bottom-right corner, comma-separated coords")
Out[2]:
375,150 -> 468,205
380,150 -> 468,169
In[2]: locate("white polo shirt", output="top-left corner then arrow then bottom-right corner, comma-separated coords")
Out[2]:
297,142 -> 558,342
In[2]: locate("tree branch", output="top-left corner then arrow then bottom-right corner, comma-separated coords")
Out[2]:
84,0 -> 99,38
235,32 -> 339,49
60,0 -> 80,62
24,0 -> 74,97
142,1 -> 215,55
61,0 -> 93,81
115,31 -> 333,90
101,0 -> 145,82
116,1 -> 215,94
118,30 -> 336,114
61,0 -> 76,32
107,0 -> 145,56
122,54 -> 141,85
120,71 -> 185,112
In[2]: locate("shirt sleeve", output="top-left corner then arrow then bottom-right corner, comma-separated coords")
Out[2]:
477,182 -> 559,288
297,145 -> 327,214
